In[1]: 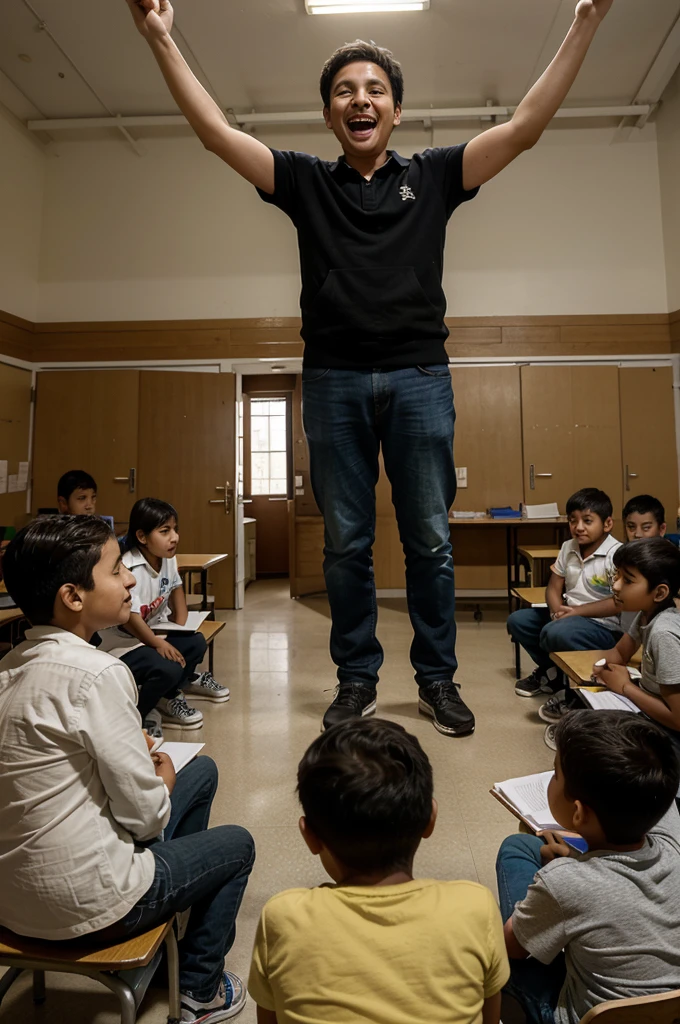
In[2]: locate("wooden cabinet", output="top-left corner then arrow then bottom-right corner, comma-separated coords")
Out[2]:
619,367 -> 679,526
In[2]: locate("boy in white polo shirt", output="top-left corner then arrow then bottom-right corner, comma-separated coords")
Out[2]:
507,488 -> 622,704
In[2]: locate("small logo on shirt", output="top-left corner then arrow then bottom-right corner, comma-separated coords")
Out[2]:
399,185 -> 416,202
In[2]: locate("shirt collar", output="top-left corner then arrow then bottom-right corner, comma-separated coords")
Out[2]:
25,625 -> 95,648
122,547 -> 158,576
567,534 -> 619,561
329,150 -> 408,177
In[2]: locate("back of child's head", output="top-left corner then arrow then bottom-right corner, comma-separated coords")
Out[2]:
297,717 -> 433,873
622,494 -> 665,526
124,497 -> 178,553
566,487 -> 612,522
555,711 -> 679,844
1,515 -> 113,626
57,469 -> 97,500
613,537 -> 680,607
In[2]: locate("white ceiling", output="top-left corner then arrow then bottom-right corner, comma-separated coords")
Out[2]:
0,0 -> 679,126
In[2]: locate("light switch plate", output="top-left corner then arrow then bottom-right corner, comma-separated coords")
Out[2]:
456,467 -> 468,488
295,475 -> 303,487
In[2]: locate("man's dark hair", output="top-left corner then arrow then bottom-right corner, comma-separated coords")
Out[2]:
297,717 -> 433,873
57,469 -> 97,501
1,515 -> 114,625
613,537 -> 680,606
319,40 -> 404,109
622,494 -> 666,527
566,487 -> 613,522
555,711 -> 679,844
124,497 -> 179,553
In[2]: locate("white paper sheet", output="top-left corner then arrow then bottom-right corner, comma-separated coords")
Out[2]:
8,475 -> 18,493
578,689 -> 641,713
149,610 -> 210,633
494,770 -> 560,831
0,461 -> 7,495
158,741 -> 205,773
17,462 -> 29,491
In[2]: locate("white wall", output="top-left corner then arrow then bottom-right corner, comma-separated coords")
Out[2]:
37,123 -> 666,322
657,67 -> 680,313
0,111 -> 46,322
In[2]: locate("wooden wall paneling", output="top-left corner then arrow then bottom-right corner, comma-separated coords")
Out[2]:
0,364 -> 32,531
137,371 -> 236,608
570,366 -> 623,518
0,311 -> 34,361
521,366 -> 576,512
619,367 -> 679,523
290,515 -> 326,598
670,309 -> 680,352
31,370 -> 140,526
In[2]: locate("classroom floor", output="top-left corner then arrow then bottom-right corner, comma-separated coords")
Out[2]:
0,579 -> 549,1023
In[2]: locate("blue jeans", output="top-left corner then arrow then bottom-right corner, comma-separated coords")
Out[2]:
496,834 -> 566,1024
97,757 -> 254,1002
302,365 -> 456,687
507,608 -> 622,674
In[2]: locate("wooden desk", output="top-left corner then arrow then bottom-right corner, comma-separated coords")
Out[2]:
551,648 -> 643,686
177,554 -> 228,612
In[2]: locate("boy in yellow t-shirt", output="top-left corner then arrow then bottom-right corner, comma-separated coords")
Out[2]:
248,718 -> 509,1024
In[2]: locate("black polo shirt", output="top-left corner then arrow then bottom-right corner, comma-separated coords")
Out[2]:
256,144 -> 479,369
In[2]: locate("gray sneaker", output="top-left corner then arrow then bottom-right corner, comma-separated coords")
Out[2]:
544,723 -> 558,751
538,692 -> 570,723
157,694 -> 203,730
515,665 -> 561,698
142,708 -> 164,741
183,671 -> 230,703
180,971 -> 246,1021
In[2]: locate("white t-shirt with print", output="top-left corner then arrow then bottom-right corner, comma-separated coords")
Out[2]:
551,534 -> 622,631
98,548 -> 184,659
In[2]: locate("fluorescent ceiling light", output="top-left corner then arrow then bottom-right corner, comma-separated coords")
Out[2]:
306,0 -> 429,13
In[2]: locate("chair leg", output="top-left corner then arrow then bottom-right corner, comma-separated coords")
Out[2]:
0,967 -> 23,1006
208,641 -> 214,677
165,926 -> 181,1024
32,969 -> 46,1004
514,638 -> 521,680
98,973 -> 138,1024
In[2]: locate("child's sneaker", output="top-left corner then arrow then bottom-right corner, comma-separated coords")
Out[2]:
544,723 -> 558,750
142,708 -> 164,741
180,971 -> 246,1022
157,694 -> 203,730
515,665 -> 561,698
183,671 -> 230,703
538,691 -> 572,723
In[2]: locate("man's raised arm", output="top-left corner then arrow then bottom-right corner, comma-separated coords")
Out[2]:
124,0 -> 275,193
462,0 -> 614,192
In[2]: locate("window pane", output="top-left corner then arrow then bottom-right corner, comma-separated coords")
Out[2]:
269,415 -> 286,452
270,452 -> 287,479
251,478 -> 268,495
251,417 -> 269,452
252,452 -> 269,480
269,479 -> 287,495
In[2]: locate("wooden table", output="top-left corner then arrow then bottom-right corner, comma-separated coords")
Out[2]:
176,554 -> 228,612
550,648 -> 642,686
448,516 -> 569,609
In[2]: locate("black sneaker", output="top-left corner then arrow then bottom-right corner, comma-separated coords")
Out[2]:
322,682 -> 377,731
538,688 -> 580,723
515,666 -> 561,698
418,682 -> 475,736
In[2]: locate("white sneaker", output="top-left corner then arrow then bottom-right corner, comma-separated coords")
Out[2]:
181,971 -> 246,1021
157,694 -> 203,730
142,708 -> 164,741
183,671 -> 230,703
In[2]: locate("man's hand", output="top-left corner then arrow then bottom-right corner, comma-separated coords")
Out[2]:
538,831 -> 572,863
592,661 -> 629,693
152,751 -> 176,792
153,638 -> 186,666
125,0 -> 173,41
575,0 -> 614,22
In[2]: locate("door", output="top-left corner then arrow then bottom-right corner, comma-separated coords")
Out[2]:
137,371 -> 237,608
247,394 -> 291,575
521,366 -> 623,517
32,370 -> 139,529
619,367 -> 679,524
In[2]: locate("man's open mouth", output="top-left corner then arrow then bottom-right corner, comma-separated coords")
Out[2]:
347,116 -> 377,136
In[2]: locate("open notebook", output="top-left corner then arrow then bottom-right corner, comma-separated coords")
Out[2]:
149,611 -> 210,634
153,741 -> 205,773
491,771 -> 588,853
578,689 -> 641,713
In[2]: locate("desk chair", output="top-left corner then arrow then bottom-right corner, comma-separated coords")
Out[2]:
580,987 -> 680,1022
510,587 -> 547,679
0,917 -> 181,1024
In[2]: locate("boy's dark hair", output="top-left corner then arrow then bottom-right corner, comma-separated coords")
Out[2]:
124,497 -> 178,553
319,40 -> 404,109
613,537 -> 680,604
297,717 -> 433,873
566,487 -> 613,522
57,469 -> 97,500
555,711 -> 679,845
1,515 -> 113,625
622,494 -> 666,526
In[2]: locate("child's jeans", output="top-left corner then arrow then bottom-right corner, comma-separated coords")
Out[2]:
507,608 -> 622,675
123,632 -> 208,719
96,756 -> 255,1003
496,834 -> 566,1024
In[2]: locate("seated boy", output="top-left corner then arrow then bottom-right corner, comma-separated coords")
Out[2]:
497,711 -> 680,1024
508,488 -> 622,699
0,515 -> 254,1023
248,717 -> 509,1024
57,468 -> 98,515
623,494 -> 666,542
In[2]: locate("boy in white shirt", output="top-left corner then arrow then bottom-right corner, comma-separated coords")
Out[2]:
100,497 -> 229,732
507,488 -> 622,702
0,515 -> 254,1023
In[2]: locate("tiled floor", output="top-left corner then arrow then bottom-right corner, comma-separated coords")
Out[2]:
0,580 -> 550,1022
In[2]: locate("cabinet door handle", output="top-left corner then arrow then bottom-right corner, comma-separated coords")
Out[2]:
536,473 -> 553,478
625,465 -> 639,492
113,469 -> 135,493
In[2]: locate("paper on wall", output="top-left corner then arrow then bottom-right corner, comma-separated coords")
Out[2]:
8,475 -> 18,493
17,462 -> 29,491
0,461 -> 6,495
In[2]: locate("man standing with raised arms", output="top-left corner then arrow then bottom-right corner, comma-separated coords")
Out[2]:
124,0 -> 613,737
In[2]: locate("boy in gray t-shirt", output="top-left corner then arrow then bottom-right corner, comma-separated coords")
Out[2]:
497,711 -> 680,1024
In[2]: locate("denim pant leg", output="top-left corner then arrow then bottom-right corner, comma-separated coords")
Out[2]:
101,758 -> 255,1002
507,608 -> 553,672
496,834 -> 565,1024
539,618 -> 622,660
380,366 -> 457,684
302,367 -> 383,686
122,645 -> 186,720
